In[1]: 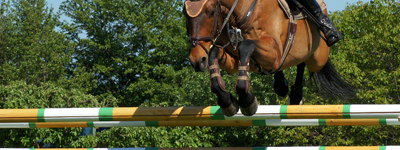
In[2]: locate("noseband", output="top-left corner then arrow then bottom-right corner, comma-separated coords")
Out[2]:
187,0 -> 238,55
189,36 -> 214,55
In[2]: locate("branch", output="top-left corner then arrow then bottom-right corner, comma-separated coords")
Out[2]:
394,75 -> 400,102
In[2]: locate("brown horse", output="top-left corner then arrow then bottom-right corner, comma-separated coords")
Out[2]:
184,0 -> 356,116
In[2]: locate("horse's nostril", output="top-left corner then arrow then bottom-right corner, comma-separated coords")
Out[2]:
201,57 -> 207,64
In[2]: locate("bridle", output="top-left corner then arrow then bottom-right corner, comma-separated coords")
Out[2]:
187,0 -> 239,55
186,0 -> 287,76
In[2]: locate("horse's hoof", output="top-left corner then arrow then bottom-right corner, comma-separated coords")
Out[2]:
288,86 -> 303,105
240,97 -> 258,116
221,94 -> 239,117
273,79 -> 289,97
288,97 -> 303,105
221,102 -> 239,117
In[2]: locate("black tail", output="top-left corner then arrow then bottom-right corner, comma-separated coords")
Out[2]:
310,59 -> 357,101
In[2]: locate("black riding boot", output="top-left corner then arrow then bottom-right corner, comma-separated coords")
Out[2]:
300,0 -> 342,47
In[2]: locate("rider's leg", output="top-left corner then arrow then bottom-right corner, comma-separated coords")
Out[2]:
299,0 -> 342,47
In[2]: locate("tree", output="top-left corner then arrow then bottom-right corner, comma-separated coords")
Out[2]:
0,0 -> 118,147
0,0 -> 72,85
330,0 -> 400,104
60,0 -> 189,106
1,0 -> 400,148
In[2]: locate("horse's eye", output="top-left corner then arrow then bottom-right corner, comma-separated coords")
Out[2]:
209,10 -> 215,17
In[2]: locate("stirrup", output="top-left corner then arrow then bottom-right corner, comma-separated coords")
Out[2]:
324,31 -> 342,47
318,22 -> 342,47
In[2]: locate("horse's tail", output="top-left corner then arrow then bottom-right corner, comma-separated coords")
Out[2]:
310,59 -> 357,101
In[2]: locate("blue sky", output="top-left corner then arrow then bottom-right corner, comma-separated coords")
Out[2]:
47,0 -> 370,22
324,0 -> 369,11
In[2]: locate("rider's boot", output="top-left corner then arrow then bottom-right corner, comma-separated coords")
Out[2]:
301,0 -> 342,47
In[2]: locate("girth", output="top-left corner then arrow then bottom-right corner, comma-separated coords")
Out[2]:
256,0 -> 327,75
251,0 -> 300,75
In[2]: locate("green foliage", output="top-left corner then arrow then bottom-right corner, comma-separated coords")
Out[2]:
1,0 -> 400,148
330,0 -> 400,104
0,80 -> 117,109
60,0 -> 189,106
0,0 -> 73,85
70,127 -> 216,148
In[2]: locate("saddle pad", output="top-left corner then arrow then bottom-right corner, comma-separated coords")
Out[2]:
278,0 -> 327,20
185,0 -> 208,18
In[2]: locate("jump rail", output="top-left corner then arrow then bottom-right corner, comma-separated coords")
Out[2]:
1,119 -> 399,128
2,146 -> 400,150
1,105 -> 399,123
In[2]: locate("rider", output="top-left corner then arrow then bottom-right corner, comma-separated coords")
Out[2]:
298,0 -> 342,47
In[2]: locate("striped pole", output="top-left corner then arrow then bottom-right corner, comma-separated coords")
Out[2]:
0,119 -> 399,128
0,105 -> 399,123
1,146 -> 400,150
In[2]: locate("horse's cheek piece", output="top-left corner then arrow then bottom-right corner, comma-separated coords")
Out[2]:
209,59 -> 226,92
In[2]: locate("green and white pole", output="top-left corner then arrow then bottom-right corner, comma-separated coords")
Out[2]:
1,146 -> 400,150
0,118 -> 399,128
0,105 -> 399,123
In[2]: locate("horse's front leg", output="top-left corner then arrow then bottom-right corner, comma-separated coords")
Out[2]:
208,46 -> 239,116
235,40 -> 258,116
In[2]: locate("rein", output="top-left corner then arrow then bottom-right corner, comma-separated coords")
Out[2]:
213,0 -> 238,43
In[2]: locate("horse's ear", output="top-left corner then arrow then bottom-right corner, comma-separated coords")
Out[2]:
185,0 -> 208,17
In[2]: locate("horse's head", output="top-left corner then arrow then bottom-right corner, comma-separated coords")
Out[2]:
184,0 -> 223,72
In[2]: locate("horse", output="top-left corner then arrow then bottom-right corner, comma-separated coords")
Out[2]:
184,0 -> 356,116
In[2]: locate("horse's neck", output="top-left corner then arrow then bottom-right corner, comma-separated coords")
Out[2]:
220,6 -> 237,26
220,0 -> 253,26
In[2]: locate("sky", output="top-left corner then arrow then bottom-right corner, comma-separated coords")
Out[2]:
47,0 -> 370,23
324,0 -> 369,11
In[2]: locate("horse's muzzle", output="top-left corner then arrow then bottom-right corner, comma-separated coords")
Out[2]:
190,57 -> 208,72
